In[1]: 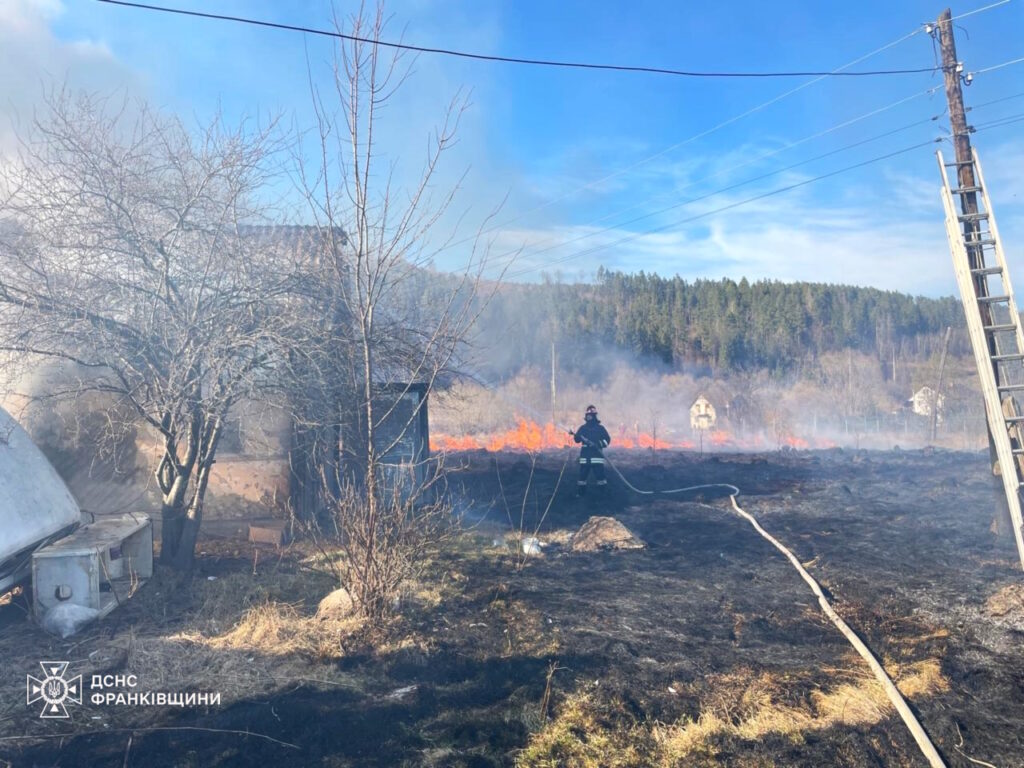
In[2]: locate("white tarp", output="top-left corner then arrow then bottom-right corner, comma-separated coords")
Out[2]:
0,406 -> 80,589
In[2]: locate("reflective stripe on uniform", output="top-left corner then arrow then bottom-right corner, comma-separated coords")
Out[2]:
579,457 -> 605,464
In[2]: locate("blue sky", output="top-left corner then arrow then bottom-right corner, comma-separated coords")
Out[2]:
3,0 -> 1023,295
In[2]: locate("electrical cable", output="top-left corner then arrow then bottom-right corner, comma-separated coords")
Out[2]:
949,0 -> 1013,21
441,0 -> 1009,258
505,138 -> 941,279
484,80 -> 1014,278
482,85 -> 944,271
486,104 -> 945,276
97,0 -> 1015,290
446,31 -> 933,257
489,77 -> 1014,278
967,90 -> 1024,110
974,113 -> 1024,130
95,0 -> 943,79
972,55 -> 1024,74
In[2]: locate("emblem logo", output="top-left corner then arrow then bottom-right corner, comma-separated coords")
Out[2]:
27,661 -> 82,719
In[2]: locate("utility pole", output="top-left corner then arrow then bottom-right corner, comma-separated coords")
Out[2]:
937,12 -> 976,208
936,8 -> 1015,545
936,9 -> 1000,396
937,10 -> 986,301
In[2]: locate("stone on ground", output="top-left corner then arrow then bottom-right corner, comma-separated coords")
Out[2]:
570,516 -> 644,553
316,588 -> 355,620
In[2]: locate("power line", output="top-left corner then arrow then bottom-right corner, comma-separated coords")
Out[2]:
496,82 -> 1019,276
485,90 -> 1006,278
973,111 -> 1024,130
972,55 -> 1024,74
968,90 -> 1024,110
441,0 -> 1008,262
483,86 -> 945,274
505,138 -> 942,280
447,27 -> 934,259
479,48 -> 1014,274
96,0 -> 1015,282
950,0 -> 1014,21
489,113 -> 943,276
96,0 -> 944,79
457,0 -> 1010,260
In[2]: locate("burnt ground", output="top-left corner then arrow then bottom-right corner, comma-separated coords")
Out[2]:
1,448 -> 1022,767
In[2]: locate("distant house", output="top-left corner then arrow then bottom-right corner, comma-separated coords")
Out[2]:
690,395 -> 716,431
910,386 -> 945,417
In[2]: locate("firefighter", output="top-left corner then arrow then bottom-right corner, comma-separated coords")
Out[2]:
572,404 -> 611,496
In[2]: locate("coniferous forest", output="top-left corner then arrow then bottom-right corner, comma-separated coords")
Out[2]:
474,269 -> 967,379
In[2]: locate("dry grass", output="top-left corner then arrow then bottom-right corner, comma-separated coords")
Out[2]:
569,517 -> 645,553
655,660 -> 948,761
891,658 -> 949,698
0,555 -> 369,731
170,600 -> 361,659
123,625 -> 366,713
149,564 -> 366,661
520,659 -> 950,767
110,569 -> 368,711
984,584 -> 1024,619
516,693 -> 654,768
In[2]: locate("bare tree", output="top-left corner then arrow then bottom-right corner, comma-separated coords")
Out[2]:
0,89 -> 292,569
290,3 -> 501,619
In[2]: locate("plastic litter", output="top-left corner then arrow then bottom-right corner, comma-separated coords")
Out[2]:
40,603 -> 100,638
521,537 -> 544,555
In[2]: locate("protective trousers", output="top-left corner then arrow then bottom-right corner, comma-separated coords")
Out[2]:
578,455 -> 607,489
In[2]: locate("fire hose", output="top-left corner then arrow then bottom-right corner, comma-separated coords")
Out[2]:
597,452 -> 947,768
569,429 -> 739,496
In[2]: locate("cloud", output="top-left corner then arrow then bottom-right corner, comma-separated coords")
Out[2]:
490,160 -> 970,295
0,0 -> 142,152
479,105 -> 1024,297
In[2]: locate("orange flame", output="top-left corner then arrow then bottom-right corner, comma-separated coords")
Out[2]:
637,433 -> 674,450
710,430 -> 732,446
484,420 -> 573,452
430,419 -> 574,453
431,419 -> 700,453
429,420 -> 837,453
781,434 -> 810,449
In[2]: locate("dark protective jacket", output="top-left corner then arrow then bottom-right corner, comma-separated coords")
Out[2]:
574,419 -> 611,459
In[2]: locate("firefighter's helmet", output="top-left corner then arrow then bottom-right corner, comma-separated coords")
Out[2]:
585,404 -> 598,420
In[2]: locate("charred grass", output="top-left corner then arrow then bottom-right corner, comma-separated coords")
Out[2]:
1,448 -> 1022,766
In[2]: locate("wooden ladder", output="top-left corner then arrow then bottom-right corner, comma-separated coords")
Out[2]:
938,148 -> 1024,570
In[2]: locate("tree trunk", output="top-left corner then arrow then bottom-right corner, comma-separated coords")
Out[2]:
173,416 -> 225,570
171,504 -> 203,571
159,475 -> 190,565
171,455 -> 216,571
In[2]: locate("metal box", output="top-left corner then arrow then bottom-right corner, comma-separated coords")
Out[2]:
32,514 -> 153,620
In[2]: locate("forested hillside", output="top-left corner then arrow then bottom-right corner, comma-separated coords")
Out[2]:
473,269 -> 967,379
